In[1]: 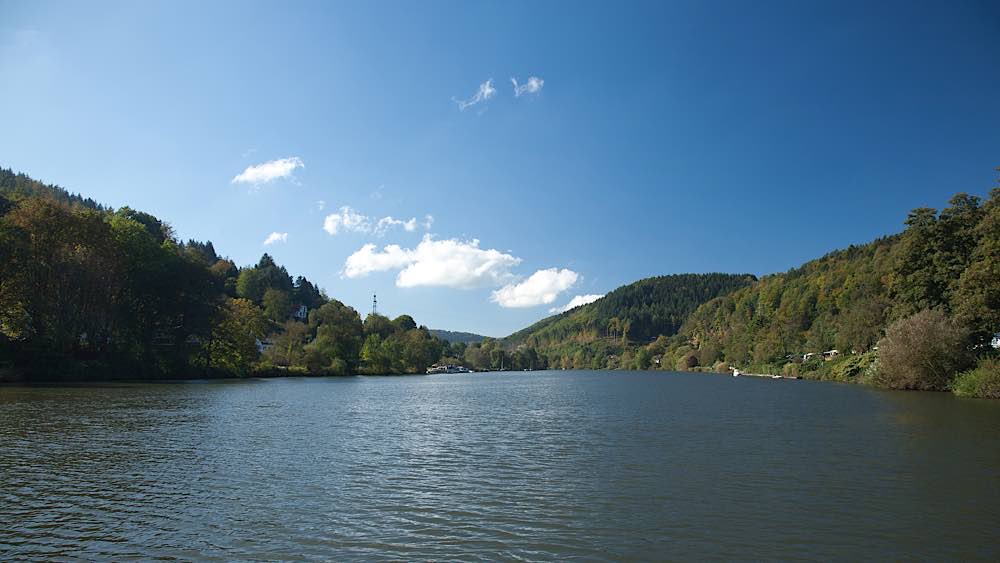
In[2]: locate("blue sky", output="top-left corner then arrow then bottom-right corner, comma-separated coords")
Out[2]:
2,0 -> 999,336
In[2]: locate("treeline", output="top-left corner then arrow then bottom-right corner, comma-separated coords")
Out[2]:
0,169 -> 445,380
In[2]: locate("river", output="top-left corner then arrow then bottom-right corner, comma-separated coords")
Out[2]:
2,370 -> 999,560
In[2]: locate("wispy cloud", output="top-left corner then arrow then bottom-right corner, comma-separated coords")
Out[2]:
315,200 -> 326,211
511,76 -> 544,97
491,268 -> 578,308
343,235 -> 521,288
549,293 -> 604,314
376,216 -> 418,234
323,206 -> 431,237
263,232 -> 288,245
232,157 -> 304,185
453,79 -> 497,111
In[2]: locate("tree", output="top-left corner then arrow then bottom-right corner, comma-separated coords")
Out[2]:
309,300 -> 363,371
392,314 -> 417,333
954,187 -> 1000,345
266,320 -> 309,367
208,298 -> 267,375
363,313 -> 394,339
871,309 -> 972,391
262,288 -> 292,322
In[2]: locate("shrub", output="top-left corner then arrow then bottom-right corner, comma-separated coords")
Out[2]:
829,351 -> 876,382
871,309 -> 973,391
952,358 -> 1000,399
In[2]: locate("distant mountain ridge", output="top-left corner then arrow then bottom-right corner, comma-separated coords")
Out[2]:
429,329 -> 486,344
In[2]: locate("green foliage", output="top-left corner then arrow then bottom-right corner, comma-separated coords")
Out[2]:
309,300 -> 364,371
236,254 -> 293,304
208,298 -> 268,375
262,288 -> 292,322
952,358 -> 1000,399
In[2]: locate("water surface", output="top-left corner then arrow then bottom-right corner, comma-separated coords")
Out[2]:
2,371 -> 999,560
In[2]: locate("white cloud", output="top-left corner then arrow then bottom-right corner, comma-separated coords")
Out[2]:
549,293 -> 604,314
323,206 -> 371,235
491,268 -> 579,308
343,235 -> 521,288
343,243 -> 412,278
376,216 -> 417,234
263,232 -> 288,245
324,206 -> 431,236
422,214 -> 434,230
315,200 -> 326,211
511,76 -> 544,97
232,157 -> 304,184
453,79 -> 497,111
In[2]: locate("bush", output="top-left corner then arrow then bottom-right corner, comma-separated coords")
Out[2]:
871,309 -> 973,391
952,358 -> 1000,399
829,351 -> 876,382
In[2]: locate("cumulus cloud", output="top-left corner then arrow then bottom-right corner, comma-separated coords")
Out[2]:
232,157 -> 304,184
323,206 -> 371,235
549,293 -> 604,314
343,235 -> 521,288
491,268 -> 579,308
511,76 -> 544,97
323,206 -> 431,236
263,232 -> 288,245
422,214 -> 434,230
453,79 -> 497,111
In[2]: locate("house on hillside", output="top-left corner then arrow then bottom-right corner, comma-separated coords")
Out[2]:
992,333 -> 1000,349
292,304 -> 308,321
823,350 -> 840,361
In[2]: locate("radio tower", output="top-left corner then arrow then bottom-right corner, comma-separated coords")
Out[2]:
372,293 -> 378,316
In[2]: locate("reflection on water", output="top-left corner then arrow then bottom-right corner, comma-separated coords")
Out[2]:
2,371 -> 999,560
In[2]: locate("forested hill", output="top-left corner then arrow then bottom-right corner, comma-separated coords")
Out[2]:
488,174 -> 999,392
429,329 -> 485,344
0,168 -> 447,381
0,167 -> 105,212
503,273 -> 756,350
664,187 -> 1000,379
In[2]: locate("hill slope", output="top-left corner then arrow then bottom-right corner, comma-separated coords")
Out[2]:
501,273 -> 756,366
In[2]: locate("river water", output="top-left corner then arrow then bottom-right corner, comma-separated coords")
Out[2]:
2,371 -> 999,560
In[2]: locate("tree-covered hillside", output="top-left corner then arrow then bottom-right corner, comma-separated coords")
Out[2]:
493,273 -> 756,370
665,187 -> 1000,379
0,169 -> 445,381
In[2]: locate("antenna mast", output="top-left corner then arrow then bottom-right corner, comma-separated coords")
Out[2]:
372,293 -> 378,316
